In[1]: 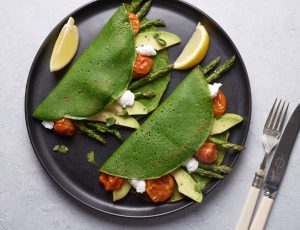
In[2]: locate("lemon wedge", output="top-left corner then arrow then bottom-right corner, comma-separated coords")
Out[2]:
50,17 -> 79,72
174,22 -> 209,70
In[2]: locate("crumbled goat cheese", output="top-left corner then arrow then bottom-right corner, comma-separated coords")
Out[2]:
136,45 -> 157,56
42,121 -> 54,129
130,180 -> 146,193
184,157 -> 199,173
208,83 -> 222,98
117,90 -> 135,108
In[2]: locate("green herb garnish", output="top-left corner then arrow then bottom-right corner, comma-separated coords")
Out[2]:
194,181 -> 206,193
122,107 -> 129,116
153,33 -> 167,47
87,150 -> 97,166
106,117 -> 116,127
53,145 -> 69,154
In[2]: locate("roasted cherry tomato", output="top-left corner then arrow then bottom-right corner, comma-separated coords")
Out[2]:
133,54 -> 153,79
99,173 -> 125,191
196,142 -> 217,164
53,118 -> 76,136
213,89 -> 227,117
128,12 -> 140,35
146,174 -> 175,202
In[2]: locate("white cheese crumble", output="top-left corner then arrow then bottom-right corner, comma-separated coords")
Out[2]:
136,45 -> 157,56
41,121 -> 54,129
208,83 -> 222,98
184,157 -> 199,173
130,180 -> 146,193
117,90 -> 135,108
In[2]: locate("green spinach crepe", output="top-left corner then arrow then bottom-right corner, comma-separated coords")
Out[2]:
33,5 -> 136,121
134,19 -> 171,113
101,66 -> 214,180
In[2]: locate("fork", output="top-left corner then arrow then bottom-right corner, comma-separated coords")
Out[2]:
235,99 -> 289,230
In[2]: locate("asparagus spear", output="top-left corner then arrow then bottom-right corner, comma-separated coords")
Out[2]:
193,165 -> 231,192
194,168 -> 224,180
124,3 -> 131,11
85,122 -> 122,140
140,19 -> 165,30
75,122 -> 107,144
202,56 -> 221,75
128,0 -> 143,13
208,136 -> 245,151
129,65 -> 173,90
136,0 -> 152,19
206,55 -> 236,83
198,163 -> 232,174
134,91 -> 156,99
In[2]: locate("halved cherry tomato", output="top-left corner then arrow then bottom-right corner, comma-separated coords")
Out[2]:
128,12 -> 140,35
133,54 -> 153,79
196,142 -> 217,164
214,89 -> 227,117
146,174 -> 175,202
54,118 -> 76,136
99,173 -> 125,191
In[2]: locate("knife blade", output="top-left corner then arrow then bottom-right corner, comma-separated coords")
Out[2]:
264,104 -> 300,198
250,104 -> 300,230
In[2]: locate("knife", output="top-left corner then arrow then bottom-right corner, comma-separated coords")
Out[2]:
249,104 -> 300,230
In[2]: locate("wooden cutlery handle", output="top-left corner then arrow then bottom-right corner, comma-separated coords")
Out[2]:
235,186 -> 260,230
249,196 -> 274,230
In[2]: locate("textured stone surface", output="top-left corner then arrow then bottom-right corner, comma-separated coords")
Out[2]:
1,0 -> 299,229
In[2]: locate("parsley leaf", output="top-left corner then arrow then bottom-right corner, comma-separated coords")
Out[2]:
106,117 -> 116,127
194,181 -> 206,193
153,33 -> 167,47
53,145 -> 69,154
87,150 -> 97,166
122,107 -> 129,116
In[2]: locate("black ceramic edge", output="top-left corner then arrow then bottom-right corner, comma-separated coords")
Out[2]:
24,0 -> 251,219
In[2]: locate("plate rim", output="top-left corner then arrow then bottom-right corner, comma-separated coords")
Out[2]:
24,0 -> 251,218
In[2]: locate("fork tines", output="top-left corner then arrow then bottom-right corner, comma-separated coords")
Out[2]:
264,98 -> 289,132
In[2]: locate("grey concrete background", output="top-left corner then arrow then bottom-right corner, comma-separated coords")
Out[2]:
1,0 -> 300,229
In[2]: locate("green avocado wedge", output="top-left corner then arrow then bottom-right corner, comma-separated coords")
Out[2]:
135,31 -> 181,50
33,5 -> 136,121
210,113 -> 243,135
100,66 -> 214,180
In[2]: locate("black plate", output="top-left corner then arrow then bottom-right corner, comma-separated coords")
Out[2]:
25,0 -> 251,218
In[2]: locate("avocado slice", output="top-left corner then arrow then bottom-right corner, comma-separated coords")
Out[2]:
104,101 -> 147,116
172,168 -> 203,203
210,113 -> 243,135
135,31 -> 181,50
87,110 -> 140,129
124,102 -> 147,115
113,181 -> 132,202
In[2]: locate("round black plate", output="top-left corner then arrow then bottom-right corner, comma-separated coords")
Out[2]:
25,0 -> 251,218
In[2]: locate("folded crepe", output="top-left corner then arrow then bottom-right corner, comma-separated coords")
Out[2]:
33,5 -> 136,121
100,66 -> 214,180
133,19 -> 171,113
